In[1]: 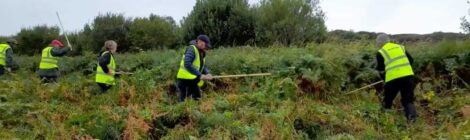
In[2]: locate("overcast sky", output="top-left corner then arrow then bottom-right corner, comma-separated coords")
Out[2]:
0,0 -> 467,36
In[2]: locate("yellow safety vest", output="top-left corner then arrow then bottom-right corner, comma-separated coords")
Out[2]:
378,43 -> 414,83
39,46 -> 59,69
0,44 -> 11,66
176,45 -> 205,87
96,51 -> 116,85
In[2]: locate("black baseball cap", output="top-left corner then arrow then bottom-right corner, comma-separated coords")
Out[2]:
197,35 -> 211,48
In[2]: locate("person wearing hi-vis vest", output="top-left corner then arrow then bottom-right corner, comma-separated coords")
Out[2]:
177,35 -> 213,102
0,39 -> 18,75
38,39 -> 71,83
375,34 -> 417,123
96,40 -> 118,92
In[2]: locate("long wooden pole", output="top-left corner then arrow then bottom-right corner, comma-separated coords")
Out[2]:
56,11 -> 73,50
345,80 -> 384,95
213,73 -> 272,79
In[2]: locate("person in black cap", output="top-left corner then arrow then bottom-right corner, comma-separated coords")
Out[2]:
176,35 -> 213,101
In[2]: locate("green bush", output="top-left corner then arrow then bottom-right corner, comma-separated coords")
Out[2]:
181,0 -> 256,47
129,15 -> 180,50
255,0 -> 327,45
85,13 -> 133,52
15,25 -> 60,55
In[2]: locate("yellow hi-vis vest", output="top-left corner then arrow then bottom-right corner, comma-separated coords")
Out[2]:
39,46 -> 59,69
96,51 -> 116,85
0,44 -> 11,66
378,43 -> 414,83
177,45 -> 205,87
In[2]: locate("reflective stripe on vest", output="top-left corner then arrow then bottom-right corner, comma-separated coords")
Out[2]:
176,45 -> 205,87
95,51 -> 116,85
378,43 -> 414,83
0,44 -> 10,66
39,47 -> 59,69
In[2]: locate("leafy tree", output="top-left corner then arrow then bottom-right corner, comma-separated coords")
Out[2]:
129,14 -> 180,50
85,13 -> 133,52
0,36 -> 9,43
61,31 -> 93,56
461,1 -> 470,34
255,0 -> 327,45
181,0 -> 256,47
15,25 -> 60,55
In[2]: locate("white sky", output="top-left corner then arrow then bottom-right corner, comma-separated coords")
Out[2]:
321,0 -> 468,34
0,0 -> 468,36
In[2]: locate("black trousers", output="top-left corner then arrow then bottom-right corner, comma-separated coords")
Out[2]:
97,83 -> 112,93
40,76 -> 58,83
383,76 -> 417,120
177,79 -> 201,102
0,66 -> 4,76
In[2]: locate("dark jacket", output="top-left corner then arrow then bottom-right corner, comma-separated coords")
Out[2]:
181,45 -> 209,79
3,47 -> 14,68
98,51 -> 113,73
0,47 -> 14,74
376,51 -> 414,80
38,47 -> 71,77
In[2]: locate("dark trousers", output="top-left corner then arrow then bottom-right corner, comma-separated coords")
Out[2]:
177,79 -> 201,102
97,83 -> 112,93
383,76 -> 417,121
40,76 -> 57,83
0,66 -> 4,76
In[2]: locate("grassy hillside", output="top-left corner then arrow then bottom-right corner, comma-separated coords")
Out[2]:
1,41 -> 470,139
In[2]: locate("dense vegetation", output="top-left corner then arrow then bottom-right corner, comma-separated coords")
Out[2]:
0,0 -> 327,56
1,40 -> 469,139
1,0 -> 470,139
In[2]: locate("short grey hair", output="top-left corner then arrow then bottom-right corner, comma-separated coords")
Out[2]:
102,40 -> 117,51
376,34 -> 390,47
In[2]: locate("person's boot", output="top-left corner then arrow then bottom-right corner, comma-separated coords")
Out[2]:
404,103 -> 417,123
407,115 -> 417,123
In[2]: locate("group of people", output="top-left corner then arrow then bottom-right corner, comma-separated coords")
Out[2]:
0,39 -> 71,82
0,34 -> 417,122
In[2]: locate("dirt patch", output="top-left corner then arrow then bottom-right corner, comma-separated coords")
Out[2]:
297,76 -> 326,96
293,118 -> 321,139
165,83 -> 177,97
460,105 -> 470,119
209,78 -> 233,92
148,114 -> 191,140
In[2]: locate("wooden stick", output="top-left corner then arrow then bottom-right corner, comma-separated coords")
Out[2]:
115,71 -> 134,75
56,11 -> 73,50
455,74 -> 470,89
345,80 -> 384,95
212,73 -> 272,79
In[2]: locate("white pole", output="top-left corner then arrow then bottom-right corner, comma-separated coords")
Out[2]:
56,11 -> 73,50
